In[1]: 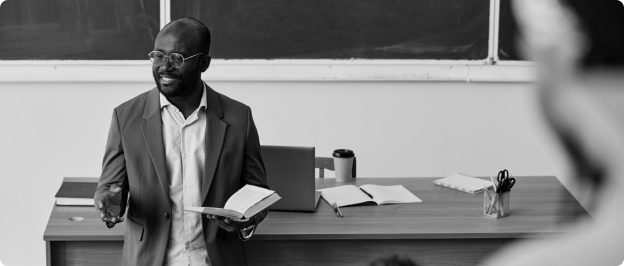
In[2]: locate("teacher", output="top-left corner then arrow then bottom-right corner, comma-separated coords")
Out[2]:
93,17 -> 269,266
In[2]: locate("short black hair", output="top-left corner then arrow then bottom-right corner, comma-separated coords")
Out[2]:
166,17 -> 212,55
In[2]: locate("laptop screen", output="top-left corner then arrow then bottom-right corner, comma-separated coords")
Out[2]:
261,145 -> 318,211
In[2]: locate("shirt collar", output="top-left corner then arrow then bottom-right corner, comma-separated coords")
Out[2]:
159,82 -> 208,110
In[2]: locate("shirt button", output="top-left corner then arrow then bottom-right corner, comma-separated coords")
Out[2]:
165,212 -> 170,219
185,213 -> 189,218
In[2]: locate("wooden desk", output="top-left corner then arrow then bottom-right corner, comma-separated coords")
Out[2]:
44,176 -> 587,266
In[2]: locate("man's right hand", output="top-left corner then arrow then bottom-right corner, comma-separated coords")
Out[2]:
94,183 -> 124,228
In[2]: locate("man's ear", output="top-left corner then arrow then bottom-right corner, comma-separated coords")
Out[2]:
200,55 -> 211,72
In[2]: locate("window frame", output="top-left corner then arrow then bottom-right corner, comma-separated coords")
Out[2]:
0,0 -> 534,83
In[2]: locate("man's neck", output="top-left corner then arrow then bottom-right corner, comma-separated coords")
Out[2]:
167,80 -> 203,119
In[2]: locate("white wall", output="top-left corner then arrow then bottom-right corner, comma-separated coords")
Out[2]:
0,80 -> 572,266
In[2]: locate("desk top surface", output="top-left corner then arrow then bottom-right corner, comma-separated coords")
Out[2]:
44,176 -> 587,241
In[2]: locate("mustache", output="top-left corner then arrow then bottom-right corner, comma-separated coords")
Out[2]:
154,70 -> 181,78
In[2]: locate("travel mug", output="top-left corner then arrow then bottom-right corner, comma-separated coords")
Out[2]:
333,149 -> 354,182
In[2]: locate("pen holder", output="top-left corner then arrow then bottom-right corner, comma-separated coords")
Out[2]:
484,190 -> 510,219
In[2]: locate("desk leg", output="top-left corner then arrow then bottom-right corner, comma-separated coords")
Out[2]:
46,241 -> 51,266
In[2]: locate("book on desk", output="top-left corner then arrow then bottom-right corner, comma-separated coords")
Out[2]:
433,173 -> 494,194
317,184 -> 422,207
55,177 -> 98,206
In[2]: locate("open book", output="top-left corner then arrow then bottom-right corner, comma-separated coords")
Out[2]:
184,185 -> 281,221
317,184 -> 422,207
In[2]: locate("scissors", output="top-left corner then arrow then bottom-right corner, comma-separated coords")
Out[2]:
496,169 -> 516,192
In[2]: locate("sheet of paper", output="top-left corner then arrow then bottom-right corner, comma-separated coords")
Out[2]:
317,185 -> 374,207
359,184 -> 422,204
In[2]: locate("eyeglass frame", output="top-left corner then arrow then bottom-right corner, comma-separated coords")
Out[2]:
148,51 -> 206,69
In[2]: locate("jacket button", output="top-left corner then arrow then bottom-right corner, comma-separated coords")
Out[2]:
165,213 -> 170,219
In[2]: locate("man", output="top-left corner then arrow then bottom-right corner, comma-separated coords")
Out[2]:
94,17 -> 269,266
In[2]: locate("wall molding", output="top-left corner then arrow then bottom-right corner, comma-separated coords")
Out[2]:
0,60 -> 535,83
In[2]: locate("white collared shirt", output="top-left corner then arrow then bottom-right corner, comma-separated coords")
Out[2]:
160,84 -> 211,266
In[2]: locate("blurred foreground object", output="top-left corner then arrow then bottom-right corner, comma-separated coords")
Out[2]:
482,0 -> 624,265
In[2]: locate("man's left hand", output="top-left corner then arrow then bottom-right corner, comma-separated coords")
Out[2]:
207,215 -> 253,232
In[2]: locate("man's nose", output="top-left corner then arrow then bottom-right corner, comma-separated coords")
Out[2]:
159,56 -> 176,72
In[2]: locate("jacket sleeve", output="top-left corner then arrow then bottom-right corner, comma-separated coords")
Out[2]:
239,108 -> 268,229
94,109 -> 129,217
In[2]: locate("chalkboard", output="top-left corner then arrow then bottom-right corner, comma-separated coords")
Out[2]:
497,0 -> 523,61
172,0 -> 491,60
0,0 -> 492,60
0,0 -> 160,60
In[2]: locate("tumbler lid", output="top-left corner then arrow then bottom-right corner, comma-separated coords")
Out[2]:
333,149 -> 354,158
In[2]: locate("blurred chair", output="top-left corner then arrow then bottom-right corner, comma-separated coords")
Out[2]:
315,157 -> 356,178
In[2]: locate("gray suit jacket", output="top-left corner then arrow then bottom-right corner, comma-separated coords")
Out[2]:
95,85 -> 268,266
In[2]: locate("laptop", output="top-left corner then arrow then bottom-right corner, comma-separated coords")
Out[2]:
261,145 -> 321,211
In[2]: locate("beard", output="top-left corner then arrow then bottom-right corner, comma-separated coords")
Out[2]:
152,68 -> 201,98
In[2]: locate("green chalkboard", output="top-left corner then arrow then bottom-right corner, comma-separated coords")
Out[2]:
0,0 -> 160,60
497,0 -> 522,61
0,0 -> 493,60
172,0 -> 491,60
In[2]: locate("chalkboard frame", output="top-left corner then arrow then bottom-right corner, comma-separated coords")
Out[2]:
0,59 -> 534,83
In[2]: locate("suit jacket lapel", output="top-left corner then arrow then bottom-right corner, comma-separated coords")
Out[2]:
202,84 -> 227,203
140,88 -> 171,204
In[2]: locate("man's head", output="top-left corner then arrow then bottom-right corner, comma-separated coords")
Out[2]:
151,17 -> 212,98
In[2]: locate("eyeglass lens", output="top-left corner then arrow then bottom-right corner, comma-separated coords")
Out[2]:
149,51 -> 186,68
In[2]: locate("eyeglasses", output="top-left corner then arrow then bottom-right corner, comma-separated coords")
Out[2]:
148,51 -> 204,68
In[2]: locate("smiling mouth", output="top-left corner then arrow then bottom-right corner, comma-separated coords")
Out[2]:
160,75 -> 177,85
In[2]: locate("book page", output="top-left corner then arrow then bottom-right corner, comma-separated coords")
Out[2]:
317,185 -> 374,207
56,198 -> 95,206
359,184 -> 422,205
224,185 -> 274,214
184,207 -> 245,221
243,194 -> 281,218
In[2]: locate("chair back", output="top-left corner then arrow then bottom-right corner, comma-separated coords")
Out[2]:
315,157 -> 356,178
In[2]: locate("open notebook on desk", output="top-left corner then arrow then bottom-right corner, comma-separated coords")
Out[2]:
317,184 -> 422,207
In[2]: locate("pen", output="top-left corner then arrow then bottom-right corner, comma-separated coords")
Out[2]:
360,188 -> 374,199
335,203 -> 344,218
489,174 -> 497,191
332,202 -> 343,218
